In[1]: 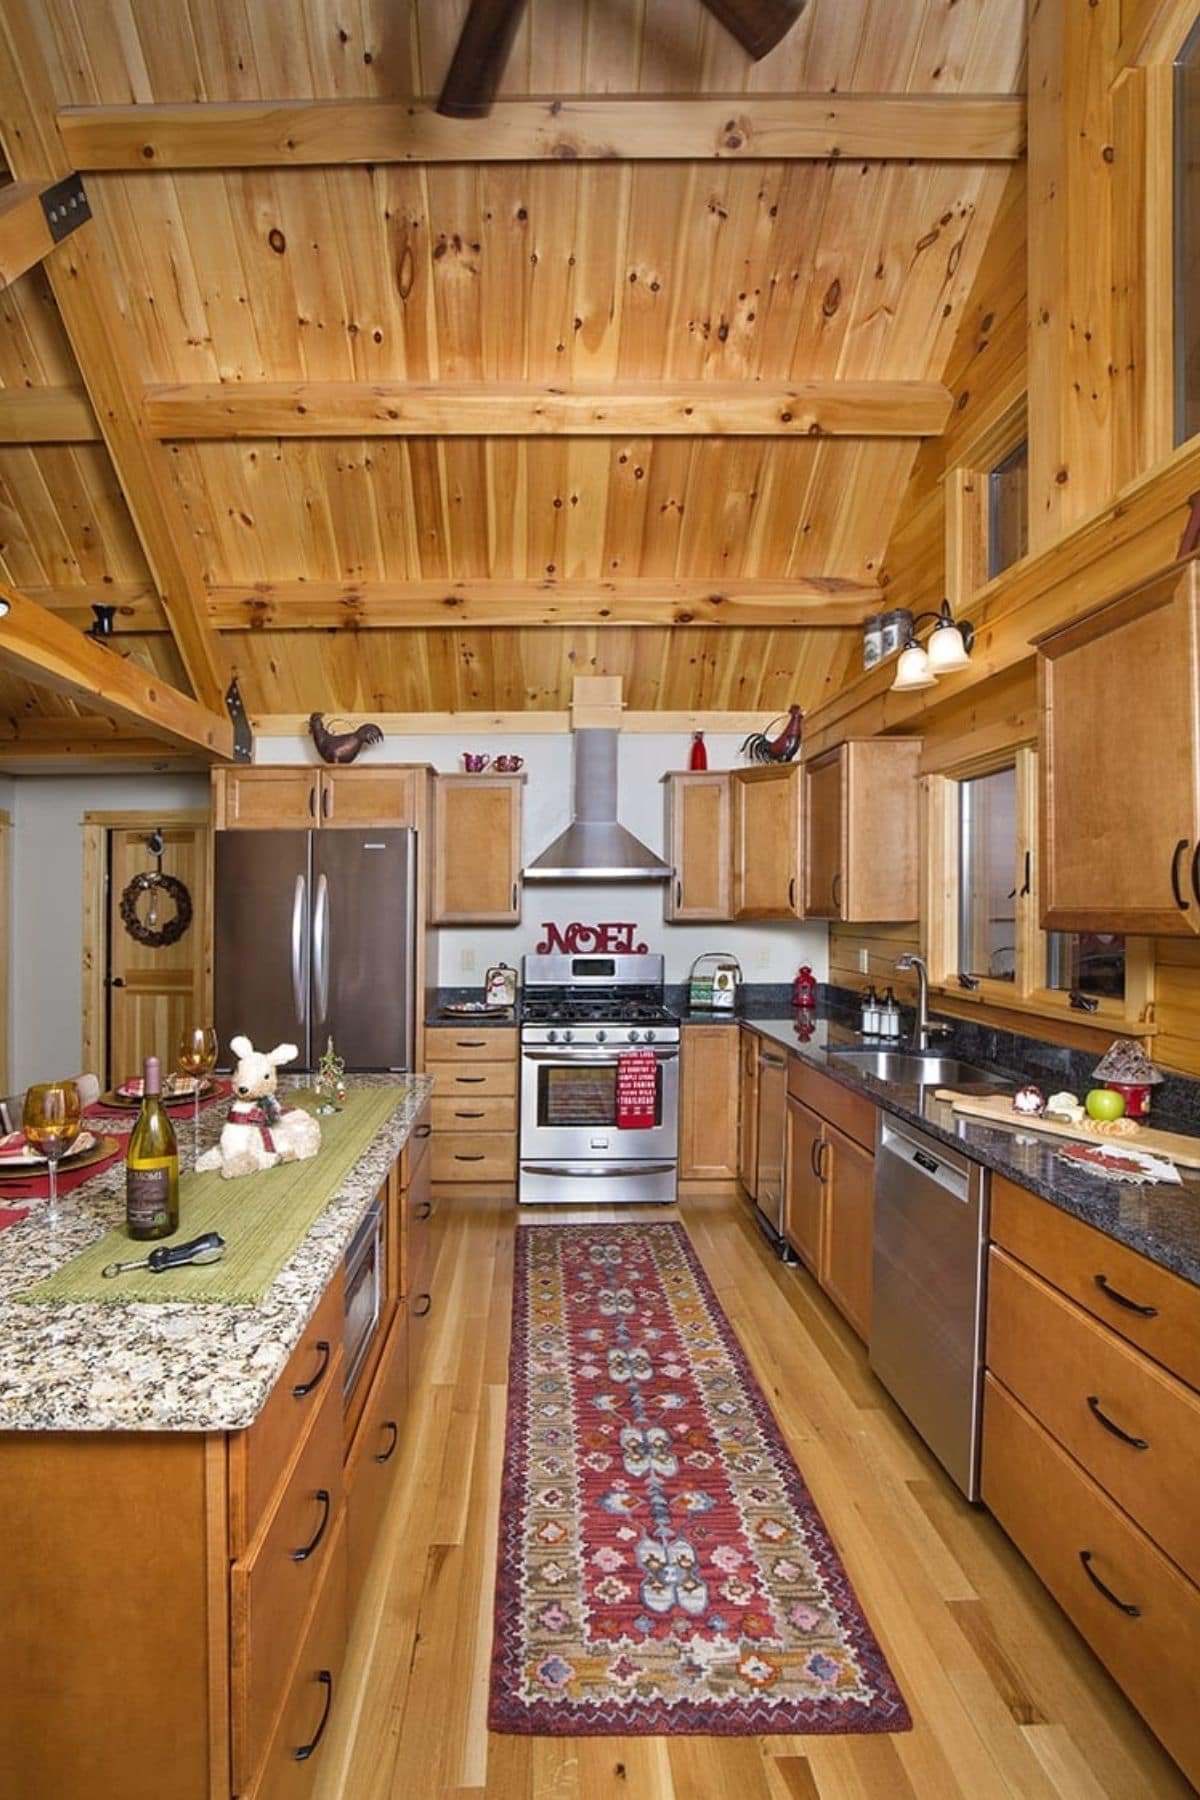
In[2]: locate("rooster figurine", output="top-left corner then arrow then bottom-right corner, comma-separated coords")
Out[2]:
741,703 -> 803,765
308,713 -> 385,765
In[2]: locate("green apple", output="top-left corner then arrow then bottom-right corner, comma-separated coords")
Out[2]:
1085,1087 -> 1126,1122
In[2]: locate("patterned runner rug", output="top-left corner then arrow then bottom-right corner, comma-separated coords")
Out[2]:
489,1221 -> 911,1737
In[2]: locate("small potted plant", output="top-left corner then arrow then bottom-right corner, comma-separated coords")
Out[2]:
1091,1039 -> 1163,1120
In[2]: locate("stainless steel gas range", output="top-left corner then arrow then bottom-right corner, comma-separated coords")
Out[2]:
519,953 -> 680,1205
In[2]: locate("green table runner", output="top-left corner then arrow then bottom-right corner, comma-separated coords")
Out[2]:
15,1085 -> 409,1307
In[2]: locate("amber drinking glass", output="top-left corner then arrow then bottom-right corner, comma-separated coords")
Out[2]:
22,1082 -> 82,1224
178,1027 -> 219,1164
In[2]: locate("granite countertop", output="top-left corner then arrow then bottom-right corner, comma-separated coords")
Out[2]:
0,1074 -> 434,1435
426,989 -> 518,1029
737,1012 -> 1200,1289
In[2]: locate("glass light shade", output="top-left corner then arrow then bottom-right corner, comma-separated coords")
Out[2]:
927,621 -> 971,673
891,643 -> 937,691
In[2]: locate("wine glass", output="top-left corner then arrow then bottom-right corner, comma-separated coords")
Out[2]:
178,1027 -> 219,1165
22,1082 -> 82,1225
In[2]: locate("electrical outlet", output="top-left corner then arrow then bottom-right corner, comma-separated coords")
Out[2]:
461,948 -> 477,974
756,947 -> 771,971
858,948 -> 870,974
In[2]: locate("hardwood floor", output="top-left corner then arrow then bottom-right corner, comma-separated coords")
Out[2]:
313,1190 -> 1192,1799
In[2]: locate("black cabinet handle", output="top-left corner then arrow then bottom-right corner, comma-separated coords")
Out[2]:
290,1488 -> 331,1563
374,1420 -> 399,1464
321,784 -> 331,820
413,1292 -> 432,1317
810,1135 -> 821,1178
1192,840 -> 1200,907
831,871 -> 842,910
414,1122 -> 432,1138
293,1670 -> 333,1762
456,1039 -> 487,1048
788,876 -> 796,909
292,1339 -> 331,1399
455,1075 -> 486,1083
816,1139 -> 830,1182
1171,838 -> 1190,910
308,786 -> 315,817
675,878 -> 682,907
455,1152 -> 486,1161
414,1199 -> 432,1219
1094,1273 -> 1158,1318
512,881 -> 519,911
455,1110 -> 485,1119
1079,1549 -> 1141,1617
1086,1394 -> 1149,1451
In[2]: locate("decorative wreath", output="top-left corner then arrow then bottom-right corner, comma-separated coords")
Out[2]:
119,871 -> 193,948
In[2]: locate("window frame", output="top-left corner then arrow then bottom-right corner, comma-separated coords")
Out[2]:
943,398 -> 1029,612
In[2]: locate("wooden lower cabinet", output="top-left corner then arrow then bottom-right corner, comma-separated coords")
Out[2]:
737,1028 -> 759,1197
250,1513 -> 349,1800
784,1095 -> 824,1272
426,1026 -> 518,1199
346,1307 -> 409,1615
819,1122 -> 873,1340
679,1025 -> 740,1180
781,1058 -> 876,1341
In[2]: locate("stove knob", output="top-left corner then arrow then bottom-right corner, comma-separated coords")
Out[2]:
644,1029 -> 656,1043
595,1030 -> 607,1043
562,1029 -> 574,1043
628,1029 -> 641,1043
547,1029 -> 558,1043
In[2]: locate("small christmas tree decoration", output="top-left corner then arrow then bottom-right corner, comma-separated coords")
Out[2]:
315,1036 -> 347,1114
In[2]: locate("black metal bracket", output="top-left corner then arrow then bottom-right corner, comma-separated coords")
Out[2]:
1069,989 -> 1100,1013
224,676 -> 252,763
40,173 -> 91,244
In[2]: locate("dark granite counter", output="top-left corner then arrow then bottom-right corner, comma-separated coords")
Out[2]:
426,988 -> 517,1029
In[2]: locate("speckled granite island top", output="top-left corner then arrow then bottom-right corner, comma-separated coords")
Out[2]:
0,1074 -> 433,1435
739,1013 -> 1200,1289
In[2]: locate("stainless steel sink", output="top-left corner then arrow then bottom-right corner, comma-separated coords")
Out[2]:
826,1049 -> 1011,1090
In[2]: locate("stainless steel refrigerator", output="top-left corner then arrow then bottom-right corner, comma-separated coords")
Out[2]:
213,828 -> 417,1070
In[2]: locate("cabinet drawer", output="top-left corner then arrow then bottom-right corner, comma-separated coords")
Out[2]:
785,1057 -> 877,1153
427,1061 -> 516,1099
346,1312 -> 408,1616
982,1376 -> 1200,1792
987,1249 -> 1200,1585
233,1360 -> 345,1791
425,1029 -> 516,1064
248,1511 -> 348,1800
431,1131 -> 516,1183
230,1275 -> 343,1555
991,1175 -> 1200,1391
431,1093 -> 516,1133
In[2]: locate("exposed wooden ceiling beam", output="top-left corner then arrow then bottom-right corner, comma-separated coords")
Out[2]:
0,179 -> 56,288
206,577 -> 876,630
20,583 -> 164,628
0,715 -> 202,767
0,3 -> 234,716
57,94 -> 1027,170
436,0 -> 528,121
0,583 -> 233,757
143,379 -> 953,441
251,709 -> 776,737
0,383 -> 99,442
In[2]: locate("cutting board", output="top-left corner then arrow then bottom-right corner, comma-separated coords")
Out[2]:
933,1090 -> 1200,1170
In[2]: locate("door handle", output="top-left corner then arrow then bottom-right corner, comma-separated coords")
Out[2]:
1078,1549 -> 1141,1617
831,871 -> 842,911
1085,1394 -> 1149,1450
108,976 -> 126,989
291,873 -> 307,1026
321,782 -> 331,820
291,1339 -> 331,1399
512,881 -> 518,911
293,1670 -> 333,1763
374,1420 -> 399,1465
816,1139 -> 830,1182
1171,838 -> 1190,911
1191,840 -> 1200,908
290,1488 -> 332,1562
788,876 -> 796,909
810,1135 -> 821,1177
313,873 -> 330,1023
675,878 -> 682,907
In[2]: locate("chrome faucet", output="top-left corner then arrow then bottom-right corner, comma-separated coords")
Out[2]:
895,954 -> 953,1054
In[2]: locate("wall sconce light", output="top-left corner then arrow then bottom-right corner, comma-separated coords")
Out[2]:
891,598 -> 974,693
0,597 -> 10,620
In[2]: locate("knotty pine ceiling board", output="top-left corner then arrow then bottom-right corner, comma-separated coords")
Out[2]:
35,2 -> 1025,106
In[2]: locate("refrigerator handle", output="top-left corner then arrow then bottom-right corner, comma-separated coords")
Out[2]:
290,874 -> 308,1028
313,872 -> 330,1027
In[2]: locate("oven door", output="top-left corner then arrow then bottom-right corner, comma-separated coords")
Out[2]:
520,1043 -> 679,1161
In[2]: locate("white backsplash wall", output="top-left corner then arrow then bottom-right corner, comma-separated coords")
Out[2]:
257,731 -> 828,987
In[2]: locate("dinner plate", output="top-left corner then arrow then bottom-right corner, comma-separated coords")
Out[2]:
0,1130 -> 110,1173
101,1076 -> 222,1111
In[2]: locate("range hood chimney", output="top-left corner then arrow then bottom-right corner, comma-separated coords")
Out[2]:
523,725 -> 673,883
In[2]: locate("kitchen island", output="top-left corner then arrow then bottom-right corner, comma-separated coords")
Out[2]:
0,1074 -> 434,1800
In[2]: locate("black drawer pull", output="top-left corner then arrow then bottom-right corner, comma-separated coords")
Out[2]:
414,1200 -> 432,1219
1086,1394 -> 1149,1450
1094,1274 -> 1158,1318
413,1292 -> 432,1317
292,1339 -> 331,1399
414,1122 -> 432,1138
293,1670 -> 333,1762
810,1135 -> 821,1178
291,1488 -> 331,1563
374,1420 -> 399,1464
456,1038 -> 487,1047
455,1075 -> 486,1084
1171,838 -> 1190,911
455,1152 -> 486,1161
455,1109 -> 485,1118
1079,1549 -> 1141,1617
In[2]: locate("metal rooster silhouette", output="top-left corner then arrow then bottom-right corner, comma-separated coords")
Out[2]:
308,713 -> 385,765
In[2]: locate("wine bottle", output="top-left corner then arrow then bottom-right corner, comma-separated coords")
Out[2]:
125,1056 -> 180,1241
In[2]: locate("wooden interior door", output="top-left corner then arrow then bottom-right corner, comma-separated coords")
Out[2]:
107,824 -> 211,1086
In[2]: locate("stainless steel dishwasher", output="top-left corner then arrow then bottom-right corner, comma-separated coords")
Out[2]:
870,1115 -> 989,1500
753,1047 -> 794,1261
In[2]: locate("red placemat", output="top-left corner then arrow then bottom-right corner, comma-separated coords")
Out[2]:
0,1141 -> 124,1202
0,1205 -> 29,1232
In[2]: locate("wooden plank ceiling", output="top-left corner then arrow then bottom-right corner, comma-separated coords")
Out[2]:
0,0 -> 1026,733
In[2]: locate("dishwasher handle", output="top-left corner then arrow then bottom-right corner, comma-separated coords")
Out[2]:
878,1114 -> 973,1203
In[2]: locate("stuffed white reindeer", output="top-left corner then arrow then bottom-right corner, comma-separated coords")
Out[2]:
196,1036 -> 322,1180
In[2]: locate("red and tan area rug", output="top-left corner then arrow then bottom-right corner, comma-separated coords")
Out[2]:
489,1220 -> 911,1737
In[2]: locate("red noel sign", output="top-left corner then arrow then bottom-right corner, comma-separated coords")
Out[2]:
536,921 -> 649,955
615,1049 -> 658,1130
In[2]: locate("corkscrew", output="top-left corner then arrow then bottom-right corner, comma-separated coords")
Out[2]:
101,1230 -> 226,1279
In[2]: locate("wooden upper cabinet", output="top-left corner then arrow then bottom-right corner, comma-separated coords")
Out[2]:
803,739 -> 921,922
732,766 -> 802,919
1039,564 -> 1200,935
213,766 -> 320,829
430,775 -> 523,924
664,772 -> 732,920
319,767 -> 422,828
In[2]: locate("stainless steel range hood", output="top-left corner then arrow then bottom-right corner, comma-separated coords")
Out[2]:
523,728 -> 673,882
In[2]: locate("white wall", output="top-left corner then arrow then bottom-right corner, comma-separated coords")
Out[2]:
9,773 -> 210,1090
257,731 -> 828,987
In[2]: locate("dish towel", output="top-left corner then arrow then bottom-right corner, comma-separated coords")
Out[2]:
615,1050 -> 658,1130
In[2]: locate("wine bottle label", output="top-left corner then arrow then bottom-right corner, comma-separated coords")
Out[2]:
127,1164 -> 174,1230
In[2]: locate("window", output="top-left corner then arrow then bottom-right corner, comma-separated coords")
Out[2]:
957,764 -> 1018,981
1046,932 -> 1126,1003
1175,17 -> 1200,442
987,439 -> 1028,578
